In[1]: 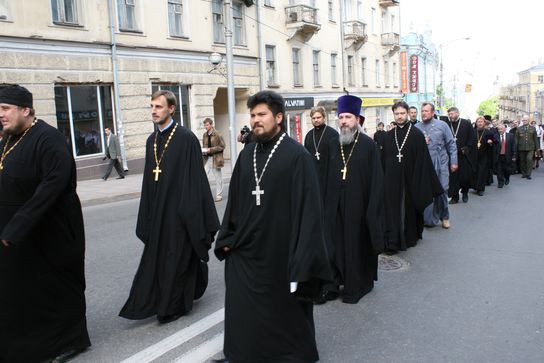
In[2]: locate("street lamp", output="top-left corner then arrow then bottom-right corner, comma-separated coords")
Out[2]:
439,37 -> 470,112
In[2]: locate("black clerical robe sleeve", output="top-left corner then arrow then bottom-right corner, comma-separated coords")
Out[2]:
178,133 -> 220,261
287,152 -> 333,290
135,136 -> 153,244
214,155 -> 242,261
366,142 -> 386,254
0,130 -> 73,244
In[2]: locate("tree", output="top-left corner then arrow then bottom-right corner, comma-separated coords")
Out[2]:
477,96 -> 499,118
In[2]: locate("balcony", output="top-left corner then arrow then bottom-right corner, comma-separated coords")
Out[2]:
285,3 -> 321,42
381,32 -> 400,54
379,0 -> 400,7
343,20 -> 368,50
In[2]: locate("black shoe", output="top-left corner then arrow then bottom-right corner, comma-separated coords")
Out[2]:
157,312 -> 184,324
449,198 -> 458,205
102,176 -> 107,181
383,248 -> 398,256
477,190 -> 484,196
314,290 -> 339,305
505,179 -> 510,185
212,359 -> 229,363
527,176 -> 532,180
521,175 -> 526,178
498,184 -> 504,188
462,193 -> 469,203
116,176 -> 125,179
49,345 -> 89,363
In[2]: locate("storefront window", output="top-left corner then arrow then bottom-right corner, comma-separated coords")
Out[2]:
54,84 -> 114,157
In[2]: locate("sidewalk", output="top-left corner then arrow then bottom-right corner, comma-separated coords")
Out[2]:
78,160 -> 233,207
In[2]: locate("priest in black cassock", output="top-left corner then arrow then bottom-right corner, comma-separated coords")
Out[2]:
120,90 -> 219,324
214,91 -> 332,363
0,86 -> 90,363
441,107 -> 476,203
322,95 -> 385,304
382,101 -> 443,254
472,116 -> 496,196
304,106 -> 338,191
373,121 -> 386,161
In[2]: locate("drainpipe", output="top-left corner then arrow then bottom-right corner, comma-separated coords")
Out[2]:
256,0 -> 266,90
107,0 -> 128,171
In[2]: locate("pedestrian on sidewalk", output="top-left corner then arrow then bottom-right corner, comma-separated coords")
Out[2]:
0,85 -> 90,363
120,90 -> 219,324
202,118 -> 225,202
415,102 -> 458,229
102,126 -> 125,180
515,115 -> 539,180
214,91 -> 332,363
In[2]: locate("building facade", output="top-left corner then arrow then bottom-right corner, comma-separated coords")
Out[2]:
498,64 -> 544,123
1,0 -> 401,180
399,29 -> 438,118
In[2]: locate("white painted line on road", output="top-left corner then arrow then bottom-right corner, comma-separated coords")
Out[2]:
119,308 -> 225,363
172,333 -> 224,363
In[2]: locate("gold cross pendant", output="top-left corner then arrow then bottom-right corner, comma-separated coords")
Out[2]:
153,166 -> 162,181
341,166 -> 347,180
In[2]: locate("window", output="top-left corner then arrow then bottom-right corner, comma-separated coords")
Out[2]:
264,0 -> 274,6
381,10 -> 385,33
313,50 -> 320,87
384,59 -> 389,87
212,0 -> 224,43
331,53 -> 338,86
51,0 -> 79,25
342,0 -> 350,21
391,14 -> 395,32
168,0 -> 184,37
328,0 -> 334,21
371,7 -> 375,33
54,85 -> 115,157
233,1 -> 245,46
292,48 -> 302,86
375,59 -> 381,86
0,0 -> 10,20
539,75 -> 544,83
117,0 -> 140,32
357,0 -> 364,21
347,56 -> 354,86
266,45 -> 277,85
393,61 -> 398,87
151,84 -> 191,129
362,57 -> 368,86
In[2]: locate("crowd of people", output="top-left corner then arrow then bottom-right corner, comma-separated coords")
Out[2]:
0,84 -> 542,363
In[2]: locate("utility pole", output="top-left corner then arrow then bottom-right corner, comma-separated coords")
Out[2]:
224,0 -> 237,171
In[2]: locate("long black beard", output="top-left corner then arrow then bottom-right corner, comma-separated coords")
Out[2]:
253,127 -> 281,144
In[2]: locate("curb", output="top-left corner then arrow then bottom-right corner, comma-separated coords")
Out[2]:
81,191 -> 141,208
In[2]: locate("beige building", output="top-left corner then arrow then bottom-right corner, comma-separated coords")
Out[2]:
0,0 -> 401,180
499,64 -> 544,123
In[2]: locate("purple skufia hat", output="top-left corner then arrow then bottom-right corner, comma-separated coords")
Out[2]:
337,95 -> 362,117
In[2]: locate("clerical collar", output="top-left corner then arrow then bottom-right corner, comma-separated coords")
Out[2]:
397,122 -> 407,129
314,124 -> 325,131
158,118 -> 174,133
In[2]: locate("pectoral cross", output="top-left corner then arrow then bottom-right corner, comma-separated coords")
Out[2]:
396,152 -> 403,163
153,166 -> 162,181
315,151 -> 320,160
252,185 -> 264,206
341,166 -> 347,180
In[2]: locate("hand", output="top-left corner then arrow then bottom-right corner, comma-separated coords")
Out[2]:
513,158 -> 516,162
450,164 -> 459,172
487,139 -> 493,144
223,246 -> 230,253
1,240 -> 10,247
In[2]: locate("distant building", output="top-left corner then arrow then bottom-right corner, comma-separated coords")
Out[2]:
499,64 -> 544,123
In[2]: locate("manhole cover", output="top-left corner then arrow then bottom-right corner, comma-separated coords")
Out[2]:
378,255 -> 410,272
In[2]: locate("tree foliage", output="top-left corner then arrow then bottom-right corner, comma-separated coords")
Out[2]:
477,96 -> 499,118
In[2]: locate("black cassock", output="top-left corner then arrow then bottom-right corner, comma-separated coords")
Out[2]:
323,132 -> 385,303
304,124 -> 339,192
442,117 -> 476,197
472,128 -> 496,192
382,124 -> 443,251
0,120 -> 90,363
215,132 -> 332,363
373,129 -> 387,161
120,123 -> 219,320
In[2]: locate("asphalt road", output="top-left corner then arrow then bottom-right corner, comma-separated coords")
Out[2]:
75,169 -> 544,363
